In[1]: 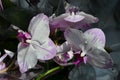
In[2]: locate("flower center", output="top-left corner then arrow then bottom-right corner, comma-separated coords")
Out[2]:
17,30 -> 32,45
80,51 -> 86,57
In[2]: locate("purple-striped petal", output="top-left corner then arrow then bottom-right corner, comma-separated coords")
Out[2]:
84,28 -> 106,48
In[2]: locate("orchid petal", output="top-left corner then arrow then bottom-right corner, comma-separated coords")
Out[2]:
49,13 -> 70,30
28,13 -> 50,44
4,49 -> 14,58
86,47 -> 113,68
64,14 -> 84,23
0,62 -> 5,70
31,38 -> 56,60
57,41 -> 71,54
78,12 -> 99,23
17,43 -> 38,73
84,28 -> 106,48
24,32 -> 31,39
50,11 -> 98,31
83,56 -> 87,64
64,28 -> 86,51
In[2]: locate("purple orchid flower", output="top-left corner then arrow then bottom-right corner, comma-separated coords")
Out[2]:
17,13 -> 57,73
0,0 -> 3,10
63,28 -> 113,68
0,50 -> 14,73
49,6 -> 98,31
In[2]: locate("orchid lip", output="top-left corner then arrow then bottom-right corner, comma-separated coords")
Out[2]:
17,31 -> 32,45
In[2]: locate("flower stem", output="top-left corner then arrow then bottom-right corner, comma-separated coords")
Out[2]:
36,66 -> 64,80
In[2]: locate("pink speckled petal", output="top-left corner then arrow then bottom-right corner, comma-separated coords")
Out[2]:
84,28 -> 106,47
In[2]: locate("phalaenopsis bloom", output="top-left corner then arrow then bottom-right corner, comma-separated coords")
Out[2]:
55,28 -> 113,68
49,6 -> 98,31
14,13 -> 57,73
66,28 -> 113,68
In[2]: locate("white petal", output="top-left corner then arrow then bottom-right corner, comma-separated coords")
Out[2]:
28,13 -> 50,44
84,28 -> 106,48
86,47 -> 113,68
78,11 -> 99,23
57,41 -> 71,54
4,49 -> 14,58
64,28 -> 86,51
31,38 -> 56,60
64,14 -> 84,23
17,43 -> 38,73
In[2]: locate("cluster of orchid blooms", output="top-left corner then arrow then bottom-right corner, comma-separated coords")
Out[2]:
0,4 -> 113,75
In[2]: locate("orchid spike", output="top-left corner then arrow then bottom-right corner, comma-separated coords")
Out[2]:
17,13 -> 57,73
64,28 -> 113,68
